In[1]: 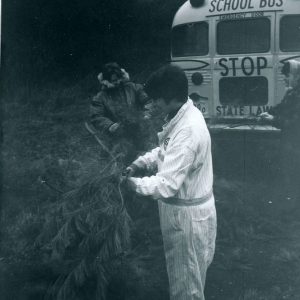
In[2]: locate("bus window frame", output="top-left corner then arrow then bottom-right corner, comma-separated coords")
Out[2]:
171,21 -> 210,58
219,76 -> 269,106
279,14 -> 300,53
216,17 -> 272,55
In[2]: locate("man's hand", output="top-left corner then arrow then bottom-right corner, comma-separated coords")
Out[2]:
109,123 -> 121,133
124,164 -> 139,177
120,170 -> 137,192
120,164 -> 139,191
258,112 -> 274,123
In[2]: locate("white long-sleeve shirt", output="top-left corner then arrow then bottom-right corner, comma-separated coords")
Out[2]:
128,99 -> 213,200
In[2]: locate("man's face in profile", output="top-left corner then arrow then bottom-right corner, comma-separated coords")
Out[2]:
153,98 -> 171,115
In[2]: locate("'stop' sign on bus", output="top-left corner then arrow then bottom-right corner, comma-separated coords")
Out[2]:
209,0 -> 283,14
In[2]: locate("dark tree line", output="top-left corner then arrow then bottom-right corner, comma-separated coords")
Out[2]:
2,0 -> 186,88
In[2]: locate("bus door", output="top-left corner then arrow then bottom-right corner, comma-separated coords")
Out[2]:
275,13 -> 300,105
213,12 -> 275,121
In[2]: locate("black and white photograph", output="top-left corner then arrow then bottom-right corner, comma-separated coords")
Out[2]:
1,0 -> 300,299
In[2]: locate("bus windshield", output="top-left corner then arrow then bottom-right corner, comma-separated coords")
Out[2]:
217,18 -> 271,55
280,15 -> 300,52
172,22 -> 208,57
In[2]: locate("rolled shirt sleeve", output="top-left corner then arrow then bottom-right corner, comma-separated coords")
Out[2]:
128,129 -> 196,199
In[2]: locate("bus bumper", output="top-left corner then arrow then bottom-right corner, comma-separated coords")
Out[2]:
208,123 -> 281,134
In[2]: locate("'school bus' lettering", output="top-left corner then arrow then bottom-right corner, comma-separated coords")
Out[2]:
209,0 -> 283,13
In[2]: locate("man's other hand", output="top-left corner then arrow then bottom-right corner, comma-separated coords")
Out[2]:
258,112 -> 274,122
120,172 -> 136,192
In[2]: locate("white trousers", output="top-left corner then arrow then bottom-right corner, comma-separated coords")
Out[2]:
158,197 -> 217,300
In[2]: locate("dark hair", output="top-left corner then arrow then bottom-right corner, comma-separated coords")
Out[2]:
102,62 -> 123,81
281,62 -> 290,77
144,65 -> 188,103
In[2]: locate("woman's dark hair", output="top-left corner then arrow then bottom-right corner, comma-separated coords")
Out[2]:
145,65 -> 188,103
102,62 -> 123,81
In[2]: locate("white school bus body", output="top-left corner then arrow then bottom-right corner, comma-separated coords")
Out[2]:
171,0 -> 300,130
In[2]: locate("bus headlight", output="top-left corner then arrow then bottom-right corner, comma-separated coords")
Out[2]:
190,0 -> 205,8
191,72 -> 204,85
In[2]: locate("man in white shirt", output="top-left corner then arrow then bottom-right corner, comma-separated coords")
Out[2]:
125,65 -> 217,300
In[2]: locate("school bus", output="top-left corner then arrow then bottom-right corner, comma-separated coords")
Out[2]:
171,0 -> 300,131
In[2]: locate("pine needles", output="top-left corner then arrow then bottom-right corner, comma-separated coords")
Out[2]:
37,163 -> 132,300
30,103 -> 159,300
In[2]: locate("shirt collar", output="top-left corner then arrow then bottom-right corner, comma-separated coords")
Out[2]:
166,105 -> 183,121
158,98 -> 193,141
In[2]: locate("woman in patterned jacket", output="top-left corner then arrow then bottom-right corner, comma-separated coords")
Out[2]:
90,62 -> 148,150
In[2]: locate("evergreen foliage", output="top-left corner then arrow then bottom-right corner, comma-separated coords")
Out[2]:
37,168 -> 132,300
0,80 -> 160,299
32,116 -> 152,299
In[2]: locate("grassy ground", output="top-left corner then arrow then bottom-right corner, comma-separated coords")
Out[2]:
1,80 -> 300,300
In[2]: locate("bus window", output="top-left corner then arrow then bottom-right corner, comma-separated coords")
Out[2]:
219,77 -> 268,106
280,15 -> 300,52
217,18 -> 271,55
172,22 -> 208,57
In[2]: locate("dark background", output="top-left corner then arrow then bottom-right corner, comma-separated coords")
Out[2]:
2,0 -> 185,89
